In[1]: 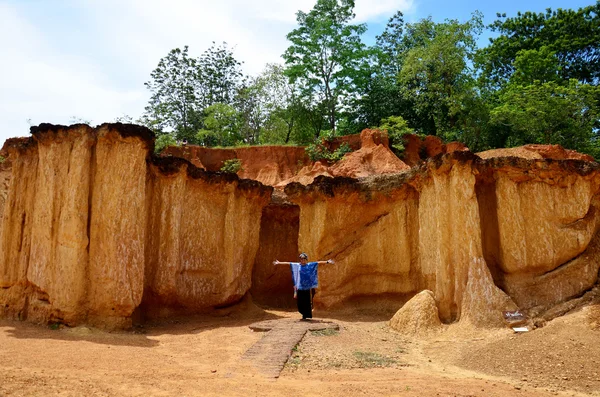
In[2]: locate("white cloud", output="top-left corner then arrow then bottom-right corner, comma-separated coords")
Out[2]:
355,0 -> 414,22
0,0 -> 415,146
0,2 -> 146,141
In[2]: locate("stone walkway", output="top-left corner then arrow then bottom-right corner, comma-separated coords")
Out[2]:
243,318 -> 339,378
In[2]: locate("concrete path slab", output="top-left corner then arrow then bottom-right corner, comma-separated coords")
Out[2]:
243,318 -> 339,378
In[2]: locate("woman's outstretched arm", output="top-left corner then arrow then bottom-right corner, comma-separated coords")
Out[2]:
273,259 -> 293,266
315,259 -> 335,265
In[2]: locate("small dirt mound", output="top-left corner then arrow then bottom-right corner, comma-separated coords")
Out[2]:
477,144 -> 595,162
477,147 -> 543,160
402,134 -> 468,166
276,161 -> 333,188
589,304 -> 600,330
523,144 -> 595,161
279,129 -> 409,187
389,290 -> 441,336
329,129 -> 409,178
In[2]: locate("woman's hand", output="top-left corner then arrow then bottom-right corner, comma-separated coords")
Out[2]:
273,259 -> 280,266
327,259 -> 335,264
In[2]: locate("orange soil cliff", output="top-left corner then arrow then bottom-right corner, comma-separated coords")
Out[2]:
285,153 -> 600,327
0,124 -> 271,329
163,145 -> 309,186
0,124 -> 599,330
162,129 -> 409,188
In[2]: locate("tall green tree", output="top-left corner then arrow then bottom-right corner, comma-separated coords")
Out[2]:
197,42 -> 244,108
489,80 -> 600,155
236,79 -> 266,145
352,11 -> 411,133
283,0 -> 369,134
251,64 -> 311,144
144,46 -> 201,141
396,13 -> 484,139
478,4 -> 600,88
375,11 -> 406,77
143,43 -> 244,143
196,103 -> 242,147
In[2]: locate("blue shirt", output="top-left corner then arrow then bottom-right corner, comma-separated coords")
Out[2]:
290,262 -> 319,290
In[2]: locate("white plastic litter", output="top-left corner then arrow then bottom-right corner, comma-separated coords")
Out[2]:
512,327 -> 529,333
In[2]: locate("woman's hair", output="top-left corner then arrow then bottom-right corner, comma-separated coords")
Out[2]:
299,253 -> 308,260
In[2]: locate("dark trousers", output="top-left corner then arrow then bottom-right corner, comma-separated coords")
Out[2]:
296,289 -> 312,319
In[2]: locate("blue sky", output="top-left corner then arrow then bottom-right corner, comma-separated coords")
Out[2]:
0,0 -> 595,146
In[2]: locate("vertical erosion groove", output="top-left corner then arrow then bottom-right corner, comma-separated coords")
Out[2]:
84,137 -> 96,319
475,174 -> 504,289
251,204 -> 300,308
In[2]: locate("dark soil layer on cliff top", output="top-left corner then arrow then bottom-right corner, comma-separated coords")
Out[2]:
0,305 -> 598,397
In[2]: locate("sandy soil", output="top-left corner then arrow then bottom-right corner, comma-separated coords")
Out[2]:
1,304 -> 599,397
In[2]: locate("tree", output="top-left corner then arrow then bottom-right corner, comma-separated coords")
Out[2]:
143,44 -> 244,144
283,0 -> 369,134
244,64 -> 313,145
510,46 -> 562,85
235,80 -> 263,145
257,64 -> 304,144
154,134 -> 177,154
196,103 -> 242,147
144,46 -> 200,141
397,13 -> 484,139
197,42 -> 244,108
375,11 -> 406,77
478,4 -> 600,88
351,12 -> 412,133
489,80 -> 600,156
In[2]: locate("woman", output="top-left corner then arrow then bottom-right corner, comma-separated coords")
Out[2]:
273,253 -> 335,320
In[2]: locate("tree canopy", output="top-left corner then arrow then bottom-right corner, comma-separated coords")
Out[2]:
140,1 -> 600,159
282,0 -> 369,134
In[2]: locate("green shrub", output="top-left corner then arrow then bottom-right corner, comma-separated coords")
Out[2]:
333,142 -> 352,160
154,134 -> 177,154
306,141 -> 352,163
220,158 -> 243,173
376,116 -> 416,157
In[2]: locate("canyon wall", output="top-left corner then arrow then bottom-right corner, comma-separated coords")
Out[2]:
0,124 -> 271,329
1,124 -> 599,329
286,153 -> 600,326
143,157 -> 270,316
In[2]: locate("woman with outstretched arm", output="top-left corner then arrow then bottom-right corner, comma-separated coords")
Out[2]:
273,253 -> 335,320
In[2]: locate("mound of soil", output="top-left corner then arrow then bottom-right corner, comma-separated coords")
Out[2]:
279,129 -> 409,187
389,290 -> 442,336
477,144 -> 596,162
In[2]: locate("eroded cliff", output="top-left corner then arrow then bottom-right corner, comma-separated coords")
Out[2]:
0,124 -> 599,330
0,124 -> 271,329
285,152 -> 600,327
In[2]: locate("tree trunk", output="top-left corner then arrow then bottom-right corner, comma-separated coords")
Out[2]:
285,119 -> 294,144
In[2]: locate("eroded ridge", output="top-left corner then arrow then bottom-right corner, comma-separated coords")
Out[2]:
243,318 -> 339,378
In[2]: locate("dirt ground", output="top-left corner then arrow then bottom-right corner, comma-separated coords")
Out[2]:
1,303 -> 599,397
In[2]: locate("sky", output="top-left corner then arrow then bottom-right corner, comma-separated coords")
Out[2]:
0,0 -> 595,146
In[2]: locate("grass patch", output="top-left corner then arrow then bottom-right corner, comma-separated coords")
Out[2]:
353,351 -> 397,368
288,356 -> 301,366
325,360 -> 343,368
286,343 -> 302,367
49,322 -> 61,330
311,328 -> 339,337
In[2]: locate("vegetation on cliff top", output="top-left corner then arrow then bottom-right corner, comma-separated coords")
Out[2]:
139,0 -> 600,158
